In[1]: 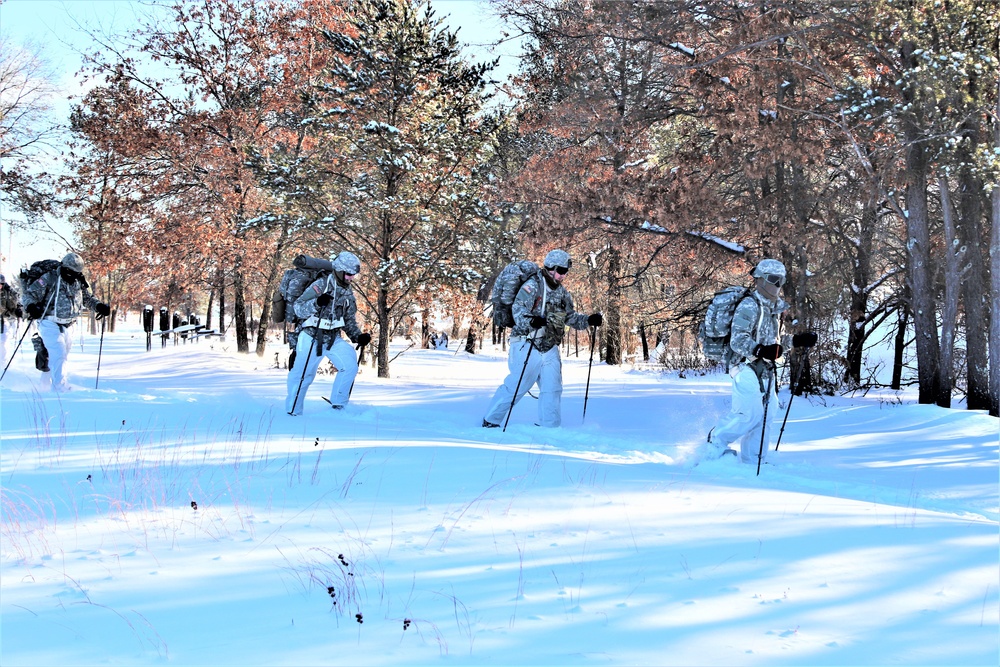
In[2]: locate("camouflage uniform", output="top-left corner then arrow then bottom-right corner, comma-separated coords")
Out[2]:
710,259 -> 789,464
286,253 -> 364,414
484,255 -> 592,428
21,254 -> 104,391
0,275 -> 22,361
1,275 -> 21,330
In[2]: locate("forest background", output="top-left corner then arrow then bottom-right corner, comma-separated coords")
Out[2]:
1,0 -> 998,416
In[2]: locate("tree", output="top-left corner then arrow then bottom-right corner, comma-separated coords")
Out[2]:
70,0 -> 323,354
290,0 -> 505,377
0,36 -> 59,220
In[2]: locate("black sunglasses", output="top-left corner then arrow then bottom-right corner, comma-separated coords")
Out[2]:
62,268 -> 84,281
546,265 -> 570,275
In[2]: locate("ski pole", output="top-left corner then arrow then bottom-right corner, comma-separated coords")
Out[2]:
756,362 -> 775,476
288,335 -> 316,415
0,320 -> 33,383
582,325 -> 597,422
95,316 -> 106,389
502,338 -> 534,432
775,347 -> 809,451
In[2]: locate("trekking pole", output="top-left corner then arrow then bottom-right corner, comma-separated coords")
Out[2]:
95,317 -> 106,389
582,325 -> 597,422
756,362 -> 775,476
288,335 -> 317,415
502,339 -> 534,432
0,320 -> 33,383
775,347 -> 809,451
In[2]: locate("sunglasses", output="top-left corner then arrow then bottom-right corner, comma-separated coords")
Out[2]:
763,274 -> 785,287
546,265 -> 570,275
62,268 -> 84,282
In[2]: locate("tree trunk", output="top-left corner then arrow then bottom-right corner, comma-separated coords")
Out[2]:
991,78 -> 1000,417
377,285 -> 390,378
957,131 -> 991,409
421,306 -> 431,348
989,180 -> 1000,416
233,256 -> 250,353
844,204 -> 875,388
255,225 -> 291,356
205,288 -> 214,330
217,269 -> 227,335
892,305 -> 909,391
937,175 -> 962,408
603,246 -> 622,365
902,126 -> 941,402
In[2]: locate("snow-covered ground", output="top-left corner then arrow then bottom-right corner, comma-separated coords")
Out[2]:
1,320 -> 997,666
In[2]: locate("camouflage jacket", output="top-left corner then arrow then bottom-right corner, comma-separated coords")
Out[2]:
293,274 -> 362,348
1,283 -> 19,318
511,274 -> 589,353
728,289 -> 787,374
22,268 -> 99,325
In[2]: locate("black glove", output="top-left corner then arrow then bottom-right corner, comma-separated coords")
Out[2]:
94,302 -> 111,319
13,306 -> 23,319
792,331 -> 818,348
753,343 -> 784,361
25,302 -> 44,320
588,312 -> 603,327
357,332 -> 372,347
315,293 -> 333,308
529,315 -> 547,329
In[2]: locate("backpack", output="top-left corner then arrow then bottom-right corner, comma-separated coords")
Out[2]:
488,260 -> 539,329
18,259 -> 62,306
697,286 -> 756,362
271,254 -> 333,324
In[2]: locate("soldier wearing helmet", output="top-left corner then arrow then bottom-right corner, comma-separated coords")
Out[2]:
707,258 -> 791,463
286,251 -> 372,415
20,253 -> 111,391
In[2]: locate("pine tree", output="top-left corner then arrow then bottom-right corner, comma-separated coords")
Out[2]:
293,0 -> 505,377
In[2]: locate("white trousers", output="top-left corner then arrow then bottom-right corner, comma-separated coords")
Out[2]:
484,337 -> 564,428
712,364 -> 778,464
285,334 -> 359,415
37,319 -> 74,391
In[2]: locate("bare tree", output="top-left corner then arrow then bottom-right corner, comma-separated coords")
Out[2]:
0,37 -> 59,215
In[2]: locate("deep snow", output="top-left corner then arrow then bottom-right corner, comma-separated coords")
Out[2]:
0,319 -> 997,666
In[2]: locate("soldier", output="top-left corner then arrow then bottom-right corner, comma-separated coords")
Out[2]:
0,273 -> 24,362
21,253 -> 111,391
286,251 -> 371,415
482,249 -> 602,429
707,258 -> 816,464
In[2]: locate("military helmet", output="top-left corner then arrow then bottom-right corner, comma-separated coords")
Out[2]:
543,249 -> 572,271
62,253 -> 85,273
752,258 -> 785,284
331,251 -> 361,275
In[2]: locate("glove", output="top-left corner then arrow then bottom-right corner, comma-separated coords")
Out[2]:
529,315 -> 547,329
792,331 -> 818,348
315,293 -> 333,308
753,343 -> 784,361
26,302 -> 44,320
357,332 -> 372,347
587,312 -> 603,327
13,306 -> 23,318
94,302 -> 111,319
